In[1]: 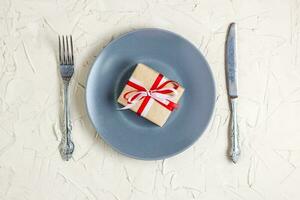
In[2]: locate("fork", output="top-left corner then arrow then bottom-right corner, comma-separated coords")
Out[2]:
58,35 -> 75,161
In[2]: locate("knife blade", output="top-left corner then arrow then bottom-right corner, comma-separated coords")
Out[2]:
226,23 -> 238,98
226,23 -> 240,163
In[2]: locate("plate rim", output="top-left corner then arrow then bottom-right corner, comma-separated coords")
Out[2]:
85,28 -> 216,160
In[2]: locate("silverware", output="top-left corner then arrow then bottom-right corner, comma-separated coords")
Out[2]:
225,23 -> 240,163
58,35 -> 75,161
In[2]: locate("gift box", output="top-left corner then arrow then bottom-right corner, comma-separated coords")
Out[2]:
117,63 -> 185,127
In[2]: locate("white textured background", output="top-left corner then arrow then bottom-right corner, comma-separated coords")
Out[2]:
1,0 -> 300,199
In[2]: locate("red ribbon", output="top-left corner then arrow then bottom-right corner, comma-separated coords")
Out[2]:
123,74 -> 179,116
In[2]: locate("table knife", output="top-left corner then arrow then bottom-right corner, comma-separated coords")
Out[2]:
226,23 -> 241,163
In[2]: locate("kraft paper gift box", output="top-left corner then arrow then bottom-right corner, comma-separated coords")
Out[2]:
117,63 -> 185,127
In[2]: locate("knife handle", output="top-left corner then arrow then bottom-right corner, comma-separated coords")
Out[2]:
230,98 -> 240,163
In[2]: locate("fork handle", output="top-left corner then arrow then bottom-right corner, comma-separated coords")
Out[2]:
60,81 -> 74,159
63,82 -> 72,138
230,98 -> 240,163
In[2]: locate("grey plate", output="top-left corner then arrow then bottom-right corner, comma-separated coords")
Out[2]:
86,28 -> 216,160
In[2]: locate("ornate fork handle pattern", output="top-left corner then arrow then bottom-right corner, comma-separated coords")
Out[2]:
59,81 -> 74,160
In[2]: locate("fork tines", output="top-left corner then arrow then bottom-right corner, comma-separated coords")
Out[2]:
58,35 -> 74,65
